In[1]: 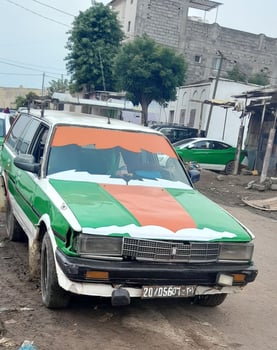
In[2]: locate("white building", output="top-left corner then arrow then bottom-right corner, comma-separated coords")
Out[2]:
161,78 -> 259,146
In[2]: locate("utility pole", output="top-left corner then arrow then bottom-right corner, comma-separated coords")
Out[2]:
41,72 -> 45,98
260,109 -> 277,183
41,72 -> 45,117
205,50 -> 225,135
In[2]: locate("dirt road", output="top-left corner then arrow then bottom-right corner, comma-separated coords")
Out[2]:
0,171 -> 276,350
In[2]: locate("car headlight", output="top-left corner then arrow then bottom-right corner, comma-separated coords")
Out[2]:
74,234 -> 123,258
218,243 -> 254,262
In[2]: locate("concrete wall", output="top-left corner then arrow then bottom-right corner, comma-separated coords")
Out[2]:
0,86 -> 41,109
184,21 -> 277,85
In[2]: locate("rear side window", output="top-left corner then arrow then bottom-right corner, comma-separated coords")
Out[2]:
6,114 -> 31,149
0,119 -> 5,137
16,119 -> 41,154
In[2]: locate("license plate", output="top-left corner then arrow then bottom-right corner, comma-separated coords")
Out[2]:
141,285 -> 196,299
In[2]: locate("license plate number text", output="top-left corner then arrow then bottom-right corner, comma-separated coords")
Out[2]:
141,285 -> 195,299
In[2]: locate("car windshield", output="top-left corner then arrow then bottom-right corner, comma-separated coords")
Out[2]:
46,126 -> 191,187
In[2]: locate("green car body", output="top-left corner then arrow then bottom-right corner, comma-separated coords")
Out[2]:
1,110 -> 257,309
174,138 -> 246,174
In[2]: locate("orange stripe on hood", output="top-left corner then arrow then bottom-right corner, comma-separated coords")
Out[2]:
101,184 -> 196,232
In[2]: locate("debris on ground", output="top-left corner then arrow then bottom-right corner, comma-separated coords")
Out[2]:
0,337 -> 16,348
17,340 -> 37,350
241,197 -> 277,211
245,176 -> 277,191
195,169 -> 277,219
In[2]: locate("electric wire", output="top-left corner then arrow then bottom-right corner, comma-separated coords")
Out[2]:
29,0 -> 74,17
4,0 -> 70,27
0,56 -> 66,73
0,59 -> 67,76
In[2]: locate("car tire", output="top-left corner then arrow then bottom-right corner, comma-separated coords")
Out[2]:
194,293 -> 227,307
6,199 -> 24,241
225,161 -> 235,175
41,233 -> 71,309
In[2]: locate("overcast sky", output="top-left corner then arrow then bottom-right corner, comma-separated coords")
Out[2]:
0,0 -> 276,90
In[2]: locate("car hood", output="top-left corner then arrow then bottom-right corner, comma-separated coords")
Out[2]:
49,178 -> 252,242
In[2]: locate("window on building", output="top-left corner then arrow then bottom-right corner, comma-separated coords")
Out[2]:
188,109 -> 196,127
169,110 -> 174,124
127,21 -> 131,32
194,55 -> 202,63
179,109 -> 186,125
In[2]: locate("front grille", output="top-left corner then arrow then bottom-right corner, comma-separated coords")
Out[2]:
122,238 -> 219,263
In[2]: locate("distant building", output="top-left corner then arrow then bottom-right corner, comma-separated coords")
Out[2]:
109,0 -> 277,85
161,78 -> 259,146
0,86 -> 41,109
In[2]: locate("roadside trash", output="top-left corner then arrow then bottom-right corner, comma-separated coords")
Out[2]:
19,307 -> 34,311
18,340 -> 37,350
0,337 -> 16,347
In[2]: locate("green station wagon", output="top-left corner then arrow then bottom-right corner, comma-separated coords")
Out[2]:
1,110 -> 257,308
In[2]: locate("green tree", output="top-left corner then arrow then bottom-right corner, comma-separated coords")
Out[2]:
14,92 -> 39,109
14,96 -> 26,109
248,71 -> 270,86
65,3 -> 124,93
114,35 -> 187,126
226,65 -> 247,83
47,78 -> 69,95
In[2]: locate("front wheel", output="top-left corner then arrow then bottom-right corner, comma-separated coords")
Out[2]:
194,293 -> 227,307
41,233 -> 71,309
6,199 -> 24,241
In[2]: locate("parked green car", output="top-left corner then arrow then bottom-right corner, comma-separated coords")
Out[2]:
1,110 -> 257,309
174,138 -> 247,175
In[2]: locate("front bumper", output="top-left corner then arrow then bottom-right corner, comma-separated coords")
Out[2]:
56,248 -> 258,297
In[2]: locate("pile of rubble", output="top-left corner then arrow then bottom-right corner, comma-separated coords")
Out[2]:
245,176 -> 277,191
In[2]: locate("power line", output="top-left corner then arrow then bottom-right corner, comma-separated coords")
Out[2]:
5,0 -> 70,27
29,0 -> 74,17
0,59 -> 68,76
0,72 -> 41,76
0,56 -> 66,73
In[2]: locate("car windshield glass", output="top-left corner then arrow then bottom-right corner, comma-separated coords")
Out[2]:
47,126 -> 191,186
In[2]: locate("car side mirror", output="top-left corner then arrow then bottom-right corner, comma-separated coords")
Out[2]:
14,154 -> 40,174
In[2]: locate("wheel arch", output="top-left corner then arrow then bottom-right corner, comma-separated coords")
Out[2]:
28,214 -> 55,280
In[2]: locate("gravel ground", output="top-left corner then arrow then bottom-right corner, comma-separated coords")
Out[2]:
195,169 -> 277,220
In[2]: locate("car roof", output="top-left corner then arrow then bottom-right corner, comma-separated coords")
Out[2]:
0,112 -> 10,119
21,109 -> 162,135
